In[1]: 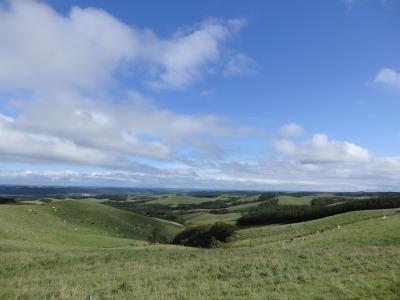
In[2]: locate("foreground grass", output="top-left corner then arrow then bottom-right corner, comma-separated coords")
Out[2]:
0,203 -> 399,299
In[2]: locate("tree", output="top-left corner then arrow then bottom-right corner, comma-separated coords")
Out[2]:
148,227 -> 168,244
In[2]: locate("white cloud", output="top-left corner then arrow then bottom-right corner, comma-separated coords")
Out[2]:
374,68 -> 400,91
275,134 -> 372,164
274,139 -> 297,156
146,19 -> 244,89
0,114 -> 134,168
223,53 -> 257,77
0,0 -> 257,166
342,0 -> 356,10
279,123 -> 304,138
0,0 -> 138,91
0,90 -> 249,164
0,1 -> 249,91
1,0 -> 399,191
200,89 -> 215,97
3,156 -> 400,191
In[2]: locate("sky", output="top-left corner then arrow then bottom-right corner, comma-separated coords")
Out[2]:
0,0 -> 399,191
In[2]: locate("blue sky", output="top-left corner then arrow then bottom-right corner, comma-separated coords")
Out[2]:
0,0 -> 399,190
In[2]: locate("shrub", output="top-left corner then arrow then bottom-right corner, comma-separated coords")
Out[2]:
148,227 -> 169,244
258,192 -> 277,201
172,222 -> 237,248
208,222 -> 237,243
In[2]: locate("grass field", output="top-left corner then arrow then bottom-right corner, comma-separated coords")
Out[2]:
144,194 -> 232,206
277,195 -> 316,205
181,212 -> 241,226
0,201 -> 399,299
145,195 -> 211,206
0,200 -> 181,249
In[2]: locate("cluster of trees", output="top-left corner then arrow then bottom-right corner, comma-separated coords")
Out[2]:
107,201 -> 182,222
148,227 -> 170,244
187,192 -> 225,198
0,197 -> 16,204
257,193 -> 279,207
238,197 -> 400,226
172,222 -> 237,248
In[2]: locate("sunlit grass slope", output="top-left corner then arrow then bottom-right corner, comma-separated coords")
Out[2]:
0,203 -> 399,299
0,200 -> 181,250
234,208 -> 399,247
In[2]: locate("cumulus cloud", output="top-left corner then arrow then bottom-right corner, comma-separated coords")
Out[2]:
279,123 -> 304,138
223,53 -> 257,77
0,0 -> 250,91
274,139 -> 297,156
374,68 -> 400,91
0,91 -> 246,164
275,134 -> 372,164
0,114 -> 138,168
0,0 -> 138,90
146,19 -> 245,89
0,0 -> 257,167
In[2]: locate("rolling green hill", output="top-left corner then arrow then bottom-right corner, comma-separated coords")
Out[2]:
0,200 -> 182,250
0,201 -> 399,299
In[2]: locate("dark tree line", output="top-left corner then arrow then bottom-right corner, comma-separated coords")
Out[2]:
238,197 -> 400,226
0,197 -> 16,204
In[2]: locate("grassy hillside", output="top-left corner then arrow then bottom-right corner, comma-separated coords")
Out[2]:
234,208 -> 399,246
0,200 -> 181,250
0,202 -> 399,299
276,194 -> 339,205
